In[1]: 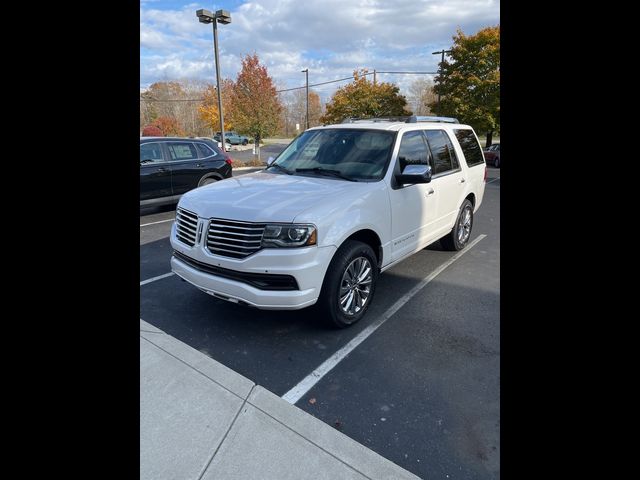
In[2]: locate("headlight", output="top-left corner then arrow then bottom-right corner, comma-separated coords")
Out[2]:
261,224 -> 317,248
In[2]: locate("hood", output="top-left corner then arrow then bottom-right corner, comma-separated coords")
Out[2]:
178,171 -> 373,222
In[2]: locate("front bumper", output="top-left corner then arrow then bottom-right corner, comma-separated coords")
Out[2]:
170,223 -> 336,310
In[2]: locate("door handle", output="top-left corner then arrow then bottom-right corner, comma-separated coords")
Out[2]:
460,178 -> 466,183
196,163 -> 205,167
426,188 -> 435,195
157,167 -> 167,173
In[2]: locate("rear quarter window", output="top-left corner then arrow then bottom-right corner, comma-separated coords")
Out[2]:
195,142 -> 217,158
454,129 -> 485,167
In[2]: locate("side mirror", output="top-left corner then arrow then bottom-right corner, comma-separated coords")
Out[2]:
396,164 -> 432,185
267,156 -> 275,166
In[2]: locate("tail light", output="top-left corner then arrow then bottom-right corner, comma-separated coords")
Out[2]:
224,155 -> 233,166
484,166 -> 487,182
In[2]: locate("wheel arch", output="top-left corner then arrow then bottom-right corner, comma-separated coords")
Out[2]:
198,172 -> 223,186
338,228 -> 383,268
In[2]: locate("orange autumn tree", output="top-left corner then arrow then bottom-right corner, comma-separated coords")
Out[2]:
154,116 -> 185,136
228,54 -> 282,155
198,79 -> 235,133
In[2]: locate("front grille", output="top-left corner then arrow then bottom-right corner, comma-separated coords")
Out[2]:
173,251 -> 298,290
176,208 -> 199,247
207,218 -> 266,259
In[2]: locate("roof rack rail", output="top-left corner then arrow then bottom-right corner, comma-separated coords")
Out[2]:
341,116 -> 410,123
405,115 -> 459,123
341,115 -> 459,124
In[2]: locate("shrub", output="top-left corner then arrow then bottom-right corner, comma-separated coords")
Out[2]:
142,125 -> 163,136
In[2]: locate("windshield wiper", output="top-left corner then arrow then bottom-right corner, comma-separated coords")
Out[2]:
266,163 -> 293,175
295,167 -> 356,182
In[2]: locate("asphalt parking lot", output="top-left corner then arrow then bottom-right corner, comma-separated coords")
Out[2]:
140,166 -> 500,479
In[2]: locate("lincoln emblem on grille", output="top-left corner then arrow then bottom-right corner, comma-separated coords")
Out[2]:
196,220 -> 204,244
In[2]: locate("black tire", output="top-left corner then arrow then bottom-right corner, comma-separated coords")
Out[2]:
440,199 -> 474,251
318,240 -> 378,328
242,139 -> 248,145
494,157 -> 500,168
199,177 -> 218,187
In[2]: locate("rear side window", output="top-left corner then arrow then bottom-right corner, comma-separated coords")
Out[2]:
167,142 -> 198,161
397,131 -> 431,171
424,130 -> 458,175
195,142 -> 217,158
454,129 -> 485,167
140,143 -> 164,163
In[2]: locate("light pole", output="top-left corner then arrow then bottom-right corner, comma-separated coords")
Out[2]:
432,49 -> 452,115
196,8 -> 231,150
301,68 -> 309,130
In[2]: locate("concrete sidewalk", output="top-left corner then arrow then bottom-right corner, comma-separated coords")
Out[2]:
140,319 -> 420,480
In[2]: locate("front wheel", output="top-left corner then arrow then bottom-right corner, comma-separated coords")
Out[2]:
440,199 -> 474,251
318,240 -> 378,328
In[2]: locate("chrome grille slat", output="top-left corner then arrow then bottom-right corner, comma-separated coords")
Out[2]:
178,216 -> 198,227
178,229 -> 196,240
178,223 -> 197,234
175,208 -> 199,247
209,229 -> 264,236
207,218 -> 266,258
208,241 -> 261,249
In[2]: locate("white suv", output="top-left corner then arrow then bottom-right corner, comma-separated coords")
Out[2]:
170,116 -> 486,328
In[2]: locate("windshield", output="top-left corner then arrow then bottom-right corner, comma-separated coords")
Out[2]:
271,128 -> 396,181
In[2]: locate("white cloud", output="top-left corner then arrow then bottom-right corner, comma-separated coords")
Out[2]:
140,0 -> 499,98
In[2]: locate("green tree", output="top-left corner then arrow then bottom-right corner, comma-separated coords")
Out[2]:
228,54 -> 282,158
321,69 -> 411,124
431,26 -> 500,146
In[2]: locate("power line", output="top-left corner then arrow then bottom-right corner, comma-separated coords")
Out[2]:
139,70 -> 439,101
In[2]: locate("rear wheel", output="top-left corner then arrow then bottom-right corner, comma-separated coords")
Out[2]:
199,177 -> 218,187
242,139 -> 248,145
494,157 -> 500,168
318,240 -> 378,328
440,199 -> 474,251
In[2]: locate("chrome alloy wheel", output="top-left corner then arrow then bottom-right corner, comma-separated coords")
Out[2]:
339,257 -> 373,316
458,205 -> 472,244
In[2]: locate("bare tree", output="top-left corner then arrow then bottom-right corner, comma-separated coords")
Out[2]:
407,77 -> 437,116
140,79 -> 211,137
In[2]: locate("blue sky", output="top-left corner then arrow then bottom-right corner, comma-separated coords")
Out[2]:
140,0 -> 500,101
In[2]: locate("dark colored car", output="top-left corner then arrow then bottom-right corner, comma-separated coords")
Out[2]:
140,137 -> 233,206
483,143 -> 500,168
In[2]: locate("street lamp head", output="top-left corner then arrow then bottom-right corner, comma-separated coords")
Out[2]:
215,9 -> 231,24
301,69 -> 308,73
196,9 -> 214,23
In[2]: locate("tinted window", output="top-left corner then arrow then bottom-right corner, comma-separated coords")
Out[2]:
424,130 -> 458,174
140,143 -> 164,164
196,142 -> 217,158
454,129 -> 485,167
273,129 -> 395,181
167,142 -> 198,161
397,131 -> 430,171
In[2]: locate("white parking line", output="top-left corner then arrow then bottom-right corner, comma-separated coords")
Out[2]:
140,218 -> 174,227
281,234 -> 487,404
140,272 -> 175,286
487,176 -> 500,184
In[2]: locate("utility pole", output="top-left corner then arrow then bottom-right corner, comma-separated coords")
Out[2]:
301,68 -> 309,129
373,69 -> 376,85
432,49 -> 452,115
